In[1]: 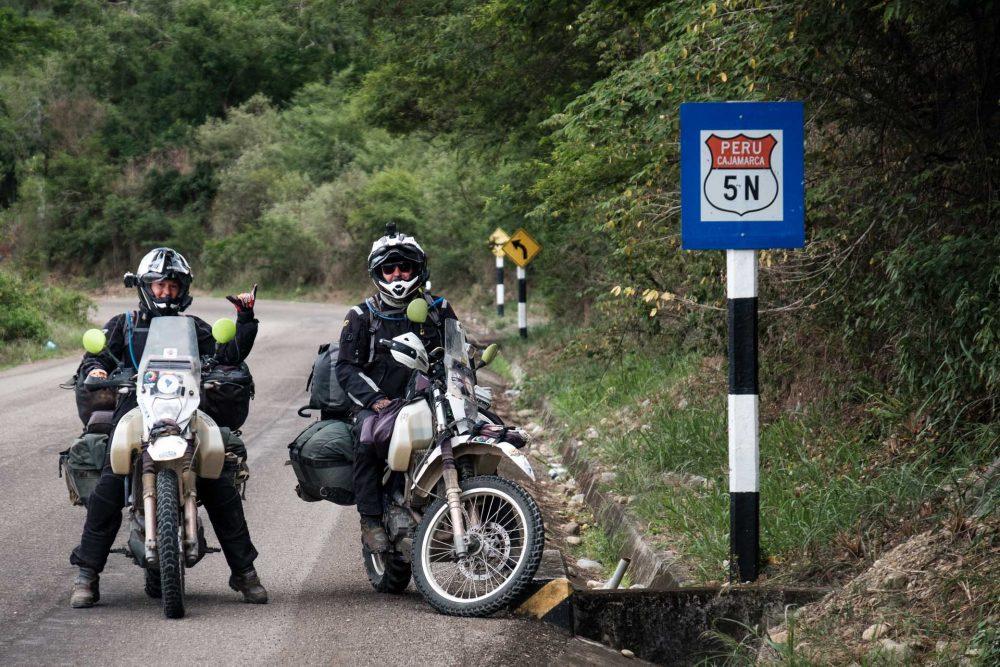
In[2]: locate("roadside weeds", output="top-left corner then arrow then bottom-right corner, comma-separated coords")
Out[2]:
484,321 -> 999,664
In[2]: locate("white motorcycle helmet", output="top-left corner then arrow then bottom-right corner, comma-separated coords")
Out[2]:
125,247 -> 194,315
367,223 -> 428,307
386,332 -> 430,373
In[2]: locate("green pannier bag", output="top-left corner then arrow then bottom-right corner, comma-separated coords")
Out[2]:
288,419 -> 355,505
59,433 -> 109,507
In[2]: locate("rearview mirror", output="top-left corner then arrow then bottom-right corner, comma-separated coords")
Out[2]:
481,343 -> 499,367
82,329 -> 107,354
212,318 -> 237,344
406,299 -> 428,324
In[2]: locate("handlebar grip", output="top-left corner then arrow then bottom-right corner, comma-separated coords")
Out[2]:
82,375 -> 112,391
83,373 -> 135,392
376,338 -> 393,352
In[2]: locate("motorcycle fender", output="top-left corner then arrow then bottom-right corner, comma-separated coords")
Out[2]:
110,408 -> 142,475
191,410 -> 225,480
411,436 -> 535,499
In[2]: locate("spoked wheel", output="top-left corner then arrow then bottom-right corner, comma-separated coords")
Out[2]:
362,545 -> 412,594
155,469 -> 185,619
412,475 -> 544,617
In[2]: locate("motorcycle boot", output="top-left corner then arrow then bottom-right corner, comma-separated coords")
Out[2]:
228,567 -> 268,604
70,567 -> 100,608
360,516 -> 389,553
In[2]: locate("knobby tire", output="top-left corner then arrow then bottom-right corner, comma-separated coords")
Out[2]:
156,469 -> 185,619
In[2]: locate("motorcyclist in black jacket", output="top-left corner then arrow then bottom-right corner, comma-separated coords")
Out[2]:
335,224 -> 457,552
69,247 -> 268,608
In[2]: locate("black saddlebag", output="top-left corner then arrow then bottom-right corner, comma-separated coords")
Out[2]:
288,419 -> 355,505
201,362 -> 255,430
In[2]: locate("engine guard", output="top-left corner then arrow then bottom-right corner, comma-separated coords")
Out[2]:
410,435 -> 535,499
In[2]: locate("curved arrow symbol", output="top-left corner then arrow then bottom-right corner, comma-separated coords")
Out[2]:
512,239 -> 528,260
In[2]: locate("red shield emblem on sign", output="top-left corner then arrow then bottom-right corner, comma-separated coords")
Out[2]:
703,133 -> 779,216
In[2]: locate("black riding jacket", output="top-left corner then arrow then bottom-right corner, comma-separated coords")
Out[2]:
335,295 -> 457,410
80,309 -> 257,378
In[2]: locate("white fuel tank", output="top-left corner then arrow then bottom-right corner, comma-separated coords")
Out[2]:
387,401 -> 434,471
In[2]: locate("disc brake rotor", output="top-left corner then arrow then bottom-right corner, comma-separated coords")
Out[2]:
457,521 -> 512,581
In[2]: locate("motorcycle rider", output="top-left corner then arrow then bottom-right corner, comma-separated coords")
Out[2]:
69,247 -> 268,608
336,224 -> 457,552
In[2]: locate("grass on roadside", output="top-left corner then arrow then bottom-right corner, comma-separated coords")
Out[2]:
516,340 -> 996,585
0,320 -> 93,369
0,271 -> 94,369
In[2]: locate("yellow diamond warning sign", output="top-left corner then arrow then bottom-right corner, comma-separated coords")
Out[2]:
489,228 -> 510,257
502,228 -> 542,267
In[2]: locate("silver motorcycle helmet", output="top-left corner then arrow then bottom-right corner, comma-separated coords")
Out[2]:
125,247 -> 194,315
367,223 -> 428,307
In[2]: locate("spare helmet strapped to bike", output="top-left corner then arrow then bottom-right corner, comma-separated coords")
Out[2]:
124,247 -> 194,315
367,223 -> 428,307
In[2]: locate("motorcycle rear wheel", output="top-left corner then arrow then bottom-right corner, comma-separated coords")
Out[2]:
362,546 -> 412,594
412,475 -> 544,617
144,568 -> 162,599
156,469 -> 185,619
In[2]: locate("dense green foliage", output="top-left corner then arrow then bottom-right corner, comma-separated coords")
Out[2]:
0,1 -> 995,435
0,269 -> 90,344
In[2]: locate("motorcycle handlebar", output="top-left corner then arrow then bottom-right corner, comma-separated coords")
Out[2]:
82,374 -> 134,391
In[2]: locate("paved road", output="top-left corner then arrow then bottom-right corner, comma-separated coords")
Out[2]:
0,297 -> 608,666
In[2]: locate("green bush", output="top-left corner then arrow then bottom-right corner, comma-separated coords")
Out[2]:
0,270 -> 91,343
0,272 -> 47,342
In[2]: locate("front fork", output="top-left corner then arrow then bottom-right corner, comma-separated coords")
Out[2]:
182,470 -> 198,562
439,436 -> 468,558
142,472 -> 157,566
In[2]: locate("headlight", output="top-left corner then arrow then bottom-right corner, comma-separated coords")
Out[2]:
150,398 -> 183,424
147,435 -> 188,462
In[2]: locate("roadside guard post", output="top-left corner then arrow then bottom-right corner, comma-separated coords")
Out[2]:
680,101 -> 805,583
489,228 -> 511,316
502,228 -> 542,338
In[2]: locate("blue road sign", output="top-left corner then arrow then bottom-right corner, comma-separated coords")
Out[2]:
680,102 -> 804,249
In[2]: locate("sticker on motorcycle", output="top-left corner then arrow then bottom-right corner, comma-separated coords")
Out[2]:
700,131 -> 782,221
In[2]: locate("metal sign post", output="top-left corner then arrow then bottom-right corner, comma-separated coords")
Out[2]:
680,101 -> 804,583
502,228 -> 542,339
727,248 -> 759,582
517,266 -> 527,338
496,255 -> 505,316
489,228 -> 511,317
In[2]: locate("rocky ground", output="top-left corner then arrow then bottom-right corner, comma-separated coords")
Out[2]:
759,462 -> 999,665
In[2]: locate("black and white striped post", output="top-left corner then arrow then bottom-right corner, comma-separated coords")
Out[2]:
727,249 -> 759,583
496,254 -> 505,317
517,266 -> 527,338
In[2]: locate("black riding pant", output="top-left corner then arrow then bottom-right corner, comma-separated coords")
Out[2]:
70,451 -> 258,575
352,409 -> 384,517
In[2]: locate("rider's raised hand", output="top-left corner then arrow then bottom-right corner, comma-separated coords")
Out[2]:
226,283 -> 257,316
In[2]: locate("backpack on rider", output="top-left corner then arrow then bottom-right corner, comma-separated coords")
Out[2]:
302,341 -> 355,420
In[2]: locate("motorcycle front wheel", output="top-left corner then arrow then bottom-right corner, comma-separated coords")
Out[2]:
412,475 -> 544,617
155,469 -> 185,619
